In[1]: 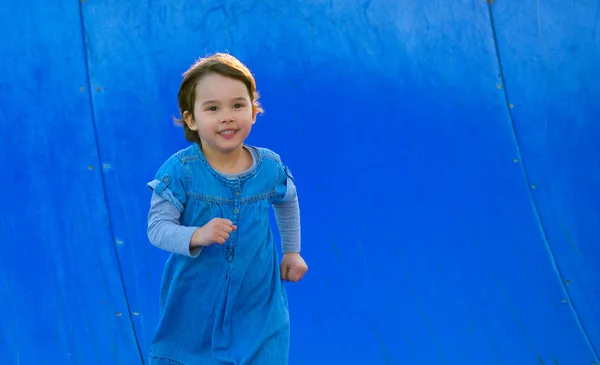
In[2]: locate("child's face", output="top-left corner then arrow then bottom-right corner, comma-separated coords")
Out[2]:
184,73 -> 256,154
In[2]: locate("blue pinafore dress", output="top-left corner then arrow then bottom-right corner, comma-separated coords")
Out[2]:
147,143 -> 295,365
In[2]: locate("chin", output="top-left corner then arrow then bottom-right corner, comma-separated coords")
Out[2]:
217,142 -> 244,153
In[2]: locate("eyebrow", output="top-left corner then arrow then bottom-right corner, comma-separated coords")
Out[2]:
201,96 -> 247,106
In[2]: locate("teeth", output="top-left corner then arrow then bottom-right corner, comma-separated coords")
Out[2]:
220,130 -> 235,135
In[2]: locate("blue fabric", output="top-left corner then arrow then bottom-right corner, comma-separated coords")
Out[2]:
146,146 -> 301,257
146,143 -> 294,365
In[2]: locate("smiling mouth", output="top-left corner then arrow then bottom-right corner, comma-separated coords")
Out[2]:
218,129 -> 238,139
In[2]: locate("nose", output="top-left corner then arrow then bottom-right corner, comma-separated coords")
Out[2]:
221,110 -> 234,123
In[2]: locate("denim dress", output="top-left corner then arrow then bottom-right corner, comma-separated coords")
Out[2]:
146,142 -> 295,365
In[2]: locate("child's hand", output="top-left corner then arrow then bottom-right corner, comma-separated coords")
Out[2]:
280,253 -> 308,283
191,218 -> 237,248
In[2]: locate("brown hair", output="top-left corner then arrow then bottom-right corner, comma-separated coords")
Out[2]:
174,53 -> 264,143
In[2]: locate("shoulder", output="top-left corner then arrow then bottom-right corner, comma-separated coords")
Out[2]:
171,144 -> 202,165
249,145 -> 295,182
147,145 -> 199,212
253,145 -> 295,173
249,146 -> 298,204
156,144 -> 198,171
250,145 -> 292,173
252,146 -> 283,163
151,144 -> 202,188
250,145 -> 291,178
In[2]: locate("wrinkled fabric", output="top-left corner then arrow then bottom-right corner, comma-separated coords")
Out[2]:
146,143 -> 296,365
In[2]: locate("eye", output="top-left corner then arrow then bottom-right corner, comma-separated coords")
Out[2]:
206,106 -> 218,111
233,103 -> 245,109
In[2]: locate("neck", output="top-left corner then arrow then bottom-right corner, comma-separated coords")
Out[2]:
200,143 -> 249,173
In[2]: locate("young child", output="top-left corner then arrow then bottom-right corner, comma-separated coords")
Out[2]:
145,53 -> 308,365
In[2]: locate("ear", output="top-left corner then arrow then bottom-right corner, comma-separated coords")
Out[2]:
183,111 -> 198,131
252,105 -> 258,125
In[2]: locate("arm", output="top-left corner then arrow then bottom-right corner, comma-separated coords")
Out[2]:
272,194 -> 301,254
147,192 -> 202,257
274,194 -> 308,282
271,159 -> 307,282
271,159 -> 303,254
146,155 -> 202,257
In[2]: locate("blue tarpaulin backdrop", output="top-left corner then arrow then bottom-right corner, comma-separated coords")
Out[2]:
1,1 -> 599,364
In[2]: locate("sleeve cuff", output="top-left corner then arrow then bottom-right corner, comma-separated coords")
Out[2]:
147,178 -> 185,213
181,226 -> 203,258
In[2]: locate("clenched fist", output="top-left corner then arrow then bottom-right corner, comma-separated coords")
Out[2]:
191,218 -> 237,248
280,252 -> 308,283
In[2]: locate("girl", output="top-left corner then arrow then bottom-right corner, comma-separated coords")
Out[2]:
146,53 -> 308,365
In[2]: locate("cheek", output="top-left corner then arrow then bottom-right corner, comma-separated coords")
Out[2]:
240,108 -> 255,121
196,117 -> 219,133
